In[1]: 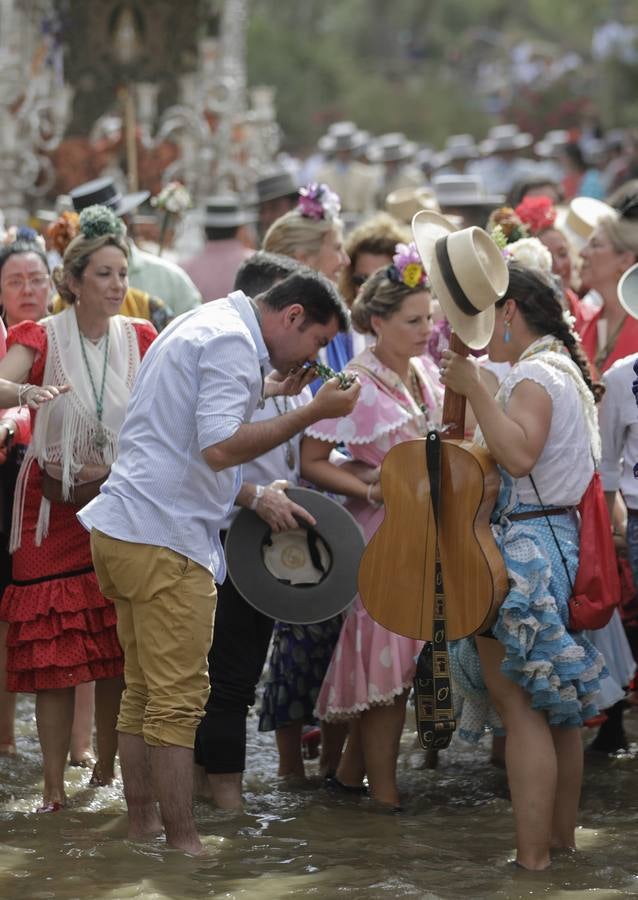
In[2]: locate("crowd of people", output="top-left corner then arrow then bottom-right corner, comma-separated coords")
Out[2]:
0,118 -> 637,871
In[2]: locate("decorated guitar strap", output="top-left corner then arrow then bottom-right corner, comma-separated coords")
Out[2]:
413,430 -> 456,751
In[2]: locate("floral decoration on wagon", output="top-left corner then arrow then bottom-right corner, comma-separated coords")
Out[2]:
151,180 -> 193,254
297,182 -> 341,221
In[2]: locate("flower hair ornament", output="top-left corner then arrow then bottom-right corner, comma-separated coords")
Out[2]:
514,195 -> 557,234
502,236 -> 553,272
487,207 -> 528,248
48,211 -> 80,255
297,183 -> 341,221
2,225 -> 46,252
78,205 -> 126,240
387,242 -> 429,289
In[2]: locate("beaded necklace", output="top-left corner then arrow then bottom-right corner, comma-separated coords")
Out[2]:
78,322 -> 110,450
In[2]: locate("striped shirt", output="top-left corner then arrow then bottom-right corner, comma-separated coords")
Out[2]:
78,291 -> 268,580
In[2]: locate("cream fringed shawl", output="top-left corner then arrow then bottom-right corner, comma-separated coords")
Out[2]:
10,308 -> 141,551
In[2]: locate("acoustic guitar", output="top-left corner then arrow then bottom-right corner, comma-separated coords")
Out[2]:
357,333 -> 508,641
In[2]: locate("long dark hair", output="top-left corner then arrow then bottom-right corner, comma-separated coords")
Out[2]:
500,262 -> 603,401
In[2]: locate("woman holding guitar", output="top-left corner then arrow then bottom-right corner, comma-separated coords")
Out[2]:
301,243 -> 442,809
438,260 -> 606,870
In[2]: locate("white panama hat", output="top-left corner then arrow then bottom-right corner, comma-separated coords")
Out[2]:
618,262 -> 638,320
412,210 -> 508,349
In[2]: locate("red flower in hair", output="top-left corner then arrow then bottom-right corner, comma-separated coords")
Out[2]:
514,195 -> 557,235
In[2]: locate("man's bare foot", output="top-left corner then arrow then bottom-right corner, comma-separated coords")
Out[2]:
127,802 -> 164,841
0,741 -> 16,757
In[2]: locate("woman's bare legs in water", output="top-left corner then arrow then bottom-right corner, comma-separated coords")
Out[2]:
91,675 -> 125,785
36,687 -> 75,807
477,636 -> 583,870
70,681 -> 95,766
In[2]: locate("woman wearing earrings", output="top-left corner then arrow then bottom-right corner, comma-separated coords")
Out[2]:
0,205 -> 156,812
440,261 -> 605,870
301,244 -> 442,808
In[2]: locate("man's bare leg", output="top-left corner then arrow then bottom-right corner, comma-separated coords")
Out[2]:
150,745 -> 203,855
118,732 -> 163,840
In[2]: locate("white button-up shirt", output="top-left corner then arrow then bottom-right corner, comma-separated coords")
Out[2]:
78,291 -> 269,580
599,353 -> 638,510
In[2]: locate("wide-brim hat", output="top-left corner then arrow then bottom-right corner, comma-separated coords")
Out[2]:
385,186 -> 440,223
368,133 -> 417,163
556,197 -> 617,251
224,487 -> 365,624
441,133 -> 481,165
256,168 -> 299,204
480,124 -> 533,155
432,174 -> 504,208
202,193 -> 257,228
70,176 -> 150,217
319,128 -> 369,154
618,262 -> 638,319
412,210 -> 508,349
534,129 -> 570,158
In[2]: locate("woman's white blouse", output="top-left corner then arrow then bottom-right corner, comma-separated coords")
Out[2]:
497,357 -> 594,506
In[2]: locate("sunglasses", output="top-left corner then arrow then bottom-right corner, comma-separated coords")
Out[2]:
351,273 -> 369,288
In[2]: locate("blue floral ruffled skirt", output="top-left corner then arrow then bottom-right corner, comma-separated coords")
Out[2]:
258,616 -> 343,732
449,474 -> 606,744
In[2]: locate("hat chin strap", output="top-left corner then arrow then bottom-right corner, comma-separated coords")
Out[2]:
434,237 -> 480,318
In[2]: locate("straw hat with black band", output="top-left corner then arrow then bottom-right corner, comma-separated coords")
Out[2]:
224,487 -> 365,624
411,210 -> 509,349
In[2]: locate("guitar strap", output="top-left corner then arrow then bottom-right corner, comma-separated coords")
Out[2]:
413,430 -> 456,751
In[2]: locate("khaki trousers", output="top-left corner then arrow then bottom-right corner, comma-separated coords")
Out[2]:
90,529 -> 217,748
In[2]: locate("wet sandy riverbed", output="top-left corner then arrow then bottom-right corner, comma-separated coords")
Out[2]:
1,696 -> 637,899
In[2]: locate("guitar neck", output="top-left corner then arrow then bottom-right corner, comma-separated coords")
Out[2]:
441,333 -> 469,440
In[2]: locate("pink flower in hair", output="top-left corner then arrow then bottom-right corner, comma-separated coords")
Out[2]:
297,183 -> 341,220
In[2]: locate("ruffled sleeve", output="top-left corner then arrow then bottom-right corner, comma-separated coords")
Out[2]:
498,359 -> 564,410
6,320 -> 48,384
306,372 -> 412,445
131,320 -> 158,359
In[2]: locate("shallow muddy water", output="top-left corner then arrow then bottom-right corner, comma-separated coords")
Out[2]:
1,697 -> 637,899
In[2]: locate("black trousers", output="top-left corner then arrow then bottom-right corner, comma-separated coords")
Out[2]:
194,540 -> 274,774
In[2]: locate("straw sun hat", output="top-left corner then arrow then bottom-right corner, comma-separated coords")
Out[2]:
411,210 -> 508,349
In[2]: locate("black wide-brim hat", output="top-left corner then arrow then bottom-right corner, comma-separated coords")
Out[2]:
225,487 -> 365,624
70,176 -> 150,217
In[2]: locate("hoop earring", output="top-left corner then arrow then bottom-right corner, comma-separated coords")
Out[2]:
503,320 -> 511,344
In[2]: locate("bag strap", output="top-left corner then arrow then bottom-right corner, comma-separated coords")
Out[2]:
413,430 -> 456,751
528,473 -> 574,596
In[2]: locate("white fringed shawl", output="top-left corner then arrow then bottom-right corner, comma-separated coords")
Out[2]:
10,308 -> 141,551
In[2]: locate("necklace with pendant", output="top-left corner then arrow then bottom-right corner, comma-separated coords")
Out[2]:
271,395 -> 295,470
78,321 -> 110,450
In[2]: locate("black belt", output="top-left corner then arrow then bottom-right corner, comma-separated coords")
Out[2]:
509,506 -> 573,522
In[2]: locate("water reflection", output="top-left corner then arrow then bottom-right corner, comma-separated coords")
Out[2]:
1,697 -> 637,899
